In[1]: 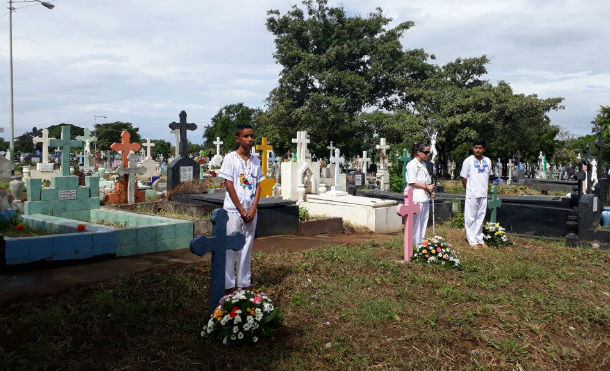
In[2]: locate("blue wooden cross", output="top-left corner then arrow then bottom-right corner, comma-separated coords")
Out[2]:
487,185 -> 502,224
399,148 -> 411,189
190,208 -> 245,312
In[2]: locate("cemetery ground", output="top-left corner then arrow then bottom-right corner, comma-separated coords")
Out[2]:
0,224 -> 608,371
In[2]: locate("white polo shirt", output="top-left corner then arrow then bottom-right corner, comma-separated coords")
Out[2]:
460,155 -> 491,198
219,151 -> 264,213
406,158 -> 431,203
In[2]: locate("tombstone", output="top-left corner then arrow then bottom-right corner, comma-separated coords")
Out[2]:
0,156 -> 12,181
506,159 -> 514,184
375,138 -> 391,191
141,138 -> 160,178
487,185 -> 502,224
49,126 -> 83,176
399,149 -> 410,189
292,131 -> 311,162
190,208 -> 245,312
75,128 -> 97,170
359,151 -> 371,174
117,153 -> 147,205
167,111 -> 200,191
329,148 -> 346,195
106,131 -> 145,205
210,137 -> 224,167
33,128 -> 55,172
396,187 -> 420,262
110,130 -> 141,167
255,137 -> 275,197
281,130 -> 320,201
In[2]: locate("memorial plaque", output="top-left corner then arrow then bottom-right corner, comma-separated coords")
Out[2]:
58,190 -> 77,200
36,163 -> 54,172
180,166 -> 193,182
31,157 -> 40,163
355,173 -> 363,187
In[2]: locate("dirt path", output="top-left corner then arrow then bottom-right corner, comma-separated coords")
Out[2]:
0,232 -> 398,303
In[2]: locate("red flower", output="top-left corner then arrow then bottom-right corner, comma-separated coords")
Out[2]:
229,306 -> 239,318
436,247 -> 441,253
77,224 -> 87,232
14,223 -> 25,231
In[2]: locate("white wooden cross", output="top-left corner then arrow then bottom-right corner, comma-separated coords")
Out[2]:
291,131 -> 310,162
507,159 -> 514,184
330,148 -> 345,192
360,150 -> 371,173
213,137 -> 223,156
143,138 -> 155,159
327,141 -> 336,162
171,129 -> 180,158
376,138 -> 390,170
33,128 -> 50,164
117,152 -> 147,205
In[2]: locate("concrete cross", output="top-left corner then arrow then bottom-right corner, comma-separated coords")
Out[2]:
291,131 -> 310,162
396,187 -> 420,262
143,138 -> 155,159
487,185 -> 502,224
76,128 -> 97,154
507,159 -> 514,184
330,148 -> 345,192
359,151 -> 371,174
169,110 -> 197,157
49,126 -> 83,176
376,138 -> 390,170
399,148 -> 411,189
190,208 -> 246,312
213,137 -> 223,156
110,130 -> 141,167
117,152 -> 147,205
255,137 -> 273,176
327,141 -> 336,161
33,128 -> 51,164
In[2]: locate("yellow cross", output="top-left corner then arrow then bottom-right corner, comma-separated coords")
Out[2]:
255,137 -> 273,176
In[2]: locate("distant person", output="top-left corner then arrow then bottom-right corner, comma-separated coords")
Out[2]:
218,124 -> 263,294
406,142 -> 435,247
460,139 -> 492,248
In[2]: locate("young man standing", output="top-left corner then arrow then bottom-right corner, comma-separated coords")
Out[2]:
460,139 -> 491,248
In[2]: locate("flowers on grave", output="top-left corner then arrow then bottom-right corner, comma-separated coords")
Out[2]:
483,222 -> 512,247
201,289 -> 281,345
413,235 -> 462,269
76,224 -> 87,232
14,223 -> 25,231
208,170 -> 217,177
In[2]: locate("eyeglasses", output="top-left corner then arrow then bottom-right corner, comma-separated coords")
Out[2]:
419,150 -> 430,155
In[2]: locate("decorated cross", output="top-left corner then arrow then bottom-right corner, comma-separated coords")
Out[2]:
33,128 -> 51,164
399,148 -> 411,189
143,138 -> 155,159
376,137 -> 390,170
255,137 -> 273,176
110,130 -> 141,167
169,110 -> 197,157
171,129 -> 180,158
360,150 -> 371,174
49,126 -> 83,176
213,137 -> 223,156
76,128 -> 97,154
327,140 -> 336,161
487,185 -> 502,224
117,152 -> 147,205
330,148 -> 345,192
190,208 -> 246,312
396,187 -> 420,262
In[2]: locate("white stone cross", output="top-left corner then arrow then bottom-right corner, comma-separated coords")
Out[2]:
250,146 -> 258,157
33,128 -> 50,164
327,141 -> 336,162
360,151 -> 371,173
330,148 -> 345,192
507,159 -> 514,184
448,160 -> 456,180
376,138 -> 390,170
291,131 -> 310,162
117,152 -> 147,205
171,129 -> 180,158
76,128 -> 97,154
213,137 -> 223,156
143,138 -> 155,159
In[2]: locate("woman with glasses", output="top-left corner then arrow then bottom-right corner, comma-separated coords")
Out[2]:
406,143 -> 435,247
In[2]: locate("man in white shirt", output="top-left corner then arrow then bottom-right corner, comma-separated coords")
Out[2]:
460,139 -> 491,248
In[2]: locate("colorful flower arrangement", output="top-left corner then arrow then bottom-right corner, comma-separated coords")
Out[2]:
413,235 -> 462,269
202,289 -> 281,345
483,222 -> 512,247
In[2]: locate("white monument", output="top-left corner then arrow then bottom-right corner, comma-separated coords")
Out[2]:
210,137 -> 224,167
281,130 -> 320,202
140,138 -> 160,178
328,148 -> 346,195
376,138 -> 391,191
75,128 -> 97,171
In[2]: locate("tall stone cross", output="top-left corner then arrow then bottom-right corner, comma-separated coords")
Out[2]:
327,141 -> 336,161
213,137 -> 223,156
396,187 -> 420,262
360,150 -> 371,174
49,126 -> 83,176
507,159 -> 514,184
33,128 -> 50,164
399,148 -> 411,189
255,137 -> 273,176
190,208 -> 246,312
110,130 -> 141,167
291,131 -> 310,161
330,148 -> 345,192
143,138 -> 155,159
76,128 -> 97,168
487,185 -> 502,224
171,129 -> 180,158
169,110 -> 197,157
376,137 -> 390,170
117,152 -> 147,205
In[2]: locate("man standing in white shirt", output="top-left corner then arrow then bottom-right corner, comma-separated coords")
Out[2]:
460,139 -> 491,248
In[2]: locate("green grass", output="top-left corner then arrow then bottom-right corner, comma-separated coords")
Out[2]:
0,226 -> 608,370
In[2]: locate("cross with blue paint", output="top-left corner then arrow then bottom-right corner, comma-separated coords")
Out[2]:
399,148 -> 410,189
49,126 -> 83,176
190,208 -> 245,312
487,185 -> 502,224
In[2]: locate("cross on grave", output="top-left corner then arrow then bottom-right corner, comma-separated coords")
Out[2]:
487,185 -> 502,224
190,208 -> 246,312
171,129 -> 180,158
359,151 -> 371,174
376,138 -> 390,170
507,159 -> 514,184
213,137 -> 223,156
110,130 -> 141,167
143,138 -> 155,159
169,110 -> 197,158
33,128 -> 50,164
76,152 -> 84,166
49,126 -> 83,176
117,152 -> 147,205
250,146 -> 258,157
330,148 -> 345,192
399,148 -> 410,189
76,129 -> 97,169
292,131 -> 310,162
396,187 -> 420,262
327,141 -> 336,162
255,137 -> 273,176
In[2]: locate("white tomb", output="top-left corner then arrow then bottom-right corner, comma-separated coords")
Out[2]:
281,130 -> 320,202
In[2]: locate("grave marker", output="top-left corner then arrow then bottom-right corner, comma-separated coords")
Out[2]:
117,153 -> 147,205
330,148 -> 345,193
110,130 -> 141,167
169,110 -> 197,157
76,128 -> 97,170
48,126 -> 83,176
487,185 -> 502,224
396,187 -> 420,262
167,111 -> 200,191
256,137 -> 275,197
33,128 -> 51,167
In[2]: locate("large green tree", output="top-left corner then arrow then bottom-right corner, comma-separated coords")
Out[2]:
93,122 -> 141,152
203,103 -> 262,154
592,105 -> 610,167
152,139 -> 172,160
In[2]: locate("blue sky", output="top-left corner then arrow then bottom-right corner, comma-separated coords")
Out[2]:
0,0 -> 608,145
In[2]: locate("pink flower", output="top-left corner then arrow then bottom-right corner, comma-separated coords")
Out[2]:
253,295 -> 263,304
436,247 -> 441,253
423,240 -> 429,247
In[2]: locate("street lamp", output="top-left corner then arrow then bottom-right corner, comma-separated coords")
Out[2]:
8,0 -> 54,162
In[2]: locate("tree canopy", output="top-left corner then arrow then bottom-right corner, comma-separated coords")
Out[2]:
203,103 -> 262,154
93,122 -> 141,152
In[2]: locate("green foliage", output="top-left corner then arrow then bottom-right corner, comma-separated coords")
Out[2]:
0,137 -> 9,152
592,105 -> 610,167
47,124 -> 85,141
447,213 -> 465,229
93,122 -> 141,152
151,140 -> 171,159
389,160 -> 404,193
203,103 -> 262,154
298,206 -> 310,221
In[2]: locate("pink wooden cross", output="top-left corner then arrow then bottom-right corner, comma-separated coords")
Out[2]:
396,187 -> 420,262
110,130 -> 141,167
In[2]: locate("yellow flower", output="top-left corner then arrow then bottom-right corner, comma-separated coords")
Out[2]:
247,308 -> 256,316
